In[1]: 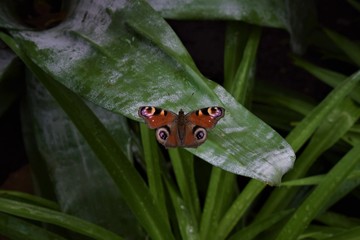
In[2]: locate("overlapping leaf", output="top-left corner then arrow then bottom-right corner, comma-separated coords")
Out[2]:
1,0 -> 295,184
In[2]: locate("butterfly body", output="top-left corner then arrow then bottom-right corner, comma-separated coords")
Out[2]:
138,106 -> 225,148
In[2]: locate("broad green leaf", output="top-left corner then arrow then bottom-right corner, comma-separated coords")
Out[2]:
149,0 -> 287,26
149,0 -> 317,53
0,34 -> 174,240
284,0 -> 317,53
1,0 -> 294,184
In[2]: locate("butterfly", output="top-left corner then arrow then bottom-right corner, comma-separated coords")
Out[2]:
138,106 -> 225,148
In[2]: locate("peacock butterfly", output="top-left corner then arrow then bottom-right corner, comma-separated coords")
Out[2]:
138,106 -> 225,148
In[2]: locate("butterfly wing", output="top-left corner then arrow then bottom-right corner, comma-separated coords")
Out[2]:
181,107 -> 225,148
138,106 -> 177,129
138,106 -> 179,147
138,106 -> 225,148
185,107 -> 225,129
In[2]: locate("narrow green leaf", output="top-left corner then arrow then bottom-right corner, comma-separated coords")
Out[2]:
258,97 -> 360,219
0,198 -> 123,240
0,213 -> 67,240
0,191 -> 59,210
324,28 -> 360,66
201,22 -> 263,240
199,168 -> 230,240
280,175 -> 325,186
224,22 -> 251,89
231,25 -> 261,104
140,124 -> 169,222
164,178 -> 199,240
255,81 -> 316,116
316,211 -> 360,229
281,170 -> 360,187
275,144 -> 360,240
214,180 -> 266,239
300,225 -> 345,239
323,226 -> 360,240
286,70 -> 360,153
228,210 -> 293,240
168,148 -> 201,222
293,57 -> 360,103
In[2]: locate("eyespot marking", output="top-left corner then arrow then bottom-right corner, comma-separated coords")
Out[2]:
207,107 -> 223,117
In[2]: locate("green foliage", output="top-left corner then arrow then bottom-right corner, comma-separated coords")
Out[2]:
0,0 -> 359,240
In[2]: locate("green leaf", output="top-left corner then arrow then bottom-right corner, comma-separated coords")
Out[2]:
276,144 -> 360,240
323,226 -> 360,240
0,213 -> 67,240
293,57 -> 360,104
316,211 -> 360,229
149,0 -> 317,53
284,0 -> 317,53
140,124 -> 169,221
228,210 -> 293,240
24,74 -> 143,238
324,28 -> 360,67
213,180 -> 266,239
1,0 -> 294,184
0,198 -> 123,240
229,24 -> 261,104
169,148 -> 201,222
0,33 -> 174,240
0,191 -> 59,210
286,70 -> 360,153
258,96 -> 360,219
149,0 -> 285,28
164,178 -> 199,240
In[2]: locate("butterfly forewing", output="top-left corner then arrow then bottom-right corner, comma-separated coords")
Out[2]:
138,106 -> 177,129
185,107 -> 225,129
